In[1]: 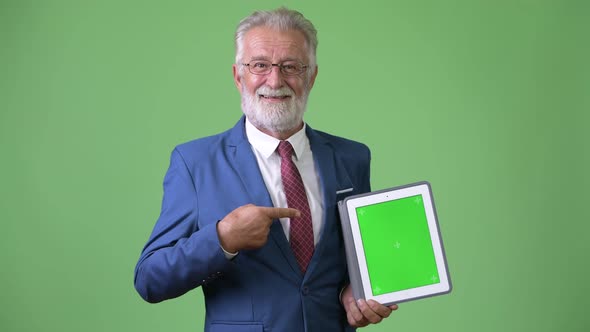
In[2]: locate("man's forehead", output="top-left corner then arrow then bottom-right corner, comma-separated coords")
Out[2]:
243,27 -> 308,57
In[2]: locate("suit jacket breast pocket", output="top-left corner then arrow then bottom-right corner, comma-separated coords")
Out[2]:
335,187 -> 356,203
208,322 -> 264,332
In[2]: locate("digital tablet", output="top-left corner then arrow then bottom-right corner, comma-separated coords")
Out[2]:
338,181 -> 451,305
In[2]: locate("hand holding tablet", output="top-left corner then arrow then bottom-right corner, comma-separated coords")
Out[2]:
338,181 -> 452,306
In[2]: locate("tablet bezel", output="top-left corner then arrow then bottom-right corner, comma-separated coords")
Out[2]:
343,182 -> 451,305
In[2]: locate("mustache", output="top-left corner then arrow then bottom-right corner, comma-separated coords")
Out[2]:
256,86 -> 294,98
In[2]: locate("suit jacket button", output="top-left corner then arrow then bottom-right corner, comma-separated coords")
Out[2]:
302,287 -> 310,296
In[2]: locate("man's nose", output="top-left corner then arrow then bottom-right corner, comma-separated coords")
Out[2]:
265,65 -> 284,89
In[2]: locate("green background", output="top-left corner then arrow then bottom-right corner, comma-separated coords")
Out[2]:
357,195 -> 440,295
1,0 -> 588,331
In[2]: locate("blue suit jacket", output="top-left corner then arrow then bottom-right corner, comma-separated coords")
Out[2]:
134,117 -> 371,332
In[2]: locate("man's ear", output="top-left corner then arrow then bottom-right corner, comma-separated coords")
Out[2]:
307,65 -> 319,90
233,64 -> 242,92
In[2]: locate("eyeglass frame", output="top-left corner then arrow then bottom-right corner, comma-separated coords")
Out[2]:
241,60 -> 309,76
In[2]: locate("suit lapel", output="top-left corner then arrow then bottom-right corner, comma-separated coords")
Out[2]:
232,142 -> 273,207
304,126 -> 354,277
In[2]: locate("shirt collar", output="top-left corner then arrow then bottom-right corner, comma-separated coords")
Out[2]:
245,117 -> 308,160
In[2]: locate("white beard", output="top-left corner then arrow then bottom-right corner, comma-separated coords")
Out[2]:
241,85 -> 308,134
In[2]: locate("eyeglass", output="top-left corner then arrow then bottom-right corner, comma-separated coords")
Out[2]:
242,60 -> 308,76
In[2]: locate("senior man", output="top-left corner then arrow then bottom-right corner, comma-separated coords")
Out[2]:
134,7 -> 397,332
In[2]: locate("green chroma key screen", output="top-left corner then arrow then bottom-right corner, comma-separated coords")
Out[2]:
356,194 -> 439,295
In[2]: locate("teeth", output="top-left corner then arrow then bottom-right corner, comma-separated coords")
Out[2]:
261,95 -> 288,98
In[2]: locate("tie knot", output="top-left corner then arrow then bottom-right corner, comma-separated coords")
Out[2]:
277,140 -> 294,159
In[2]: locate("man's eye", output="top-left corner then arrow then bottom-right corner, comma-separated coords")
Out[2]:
281,62 -> 301,73
252,62 -> 269,69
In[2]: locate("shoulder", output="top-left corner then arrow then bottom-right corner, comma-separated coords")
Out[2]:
310,128 -> 371,160
176,130 -> 229,152
170,124 -> 239,165
175,117 -> 245,155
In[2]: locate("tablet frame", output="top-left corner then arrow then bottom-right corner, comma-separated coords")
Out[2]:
338,181 -> 451,305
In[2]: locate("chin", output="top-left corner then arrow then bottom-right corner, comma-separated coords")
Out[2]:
251,111 -> 303,134
241,86 -> 310,134
243,101 -> 306,134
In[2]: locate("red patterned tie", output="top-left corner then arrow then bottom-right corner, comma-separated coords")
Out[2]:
277,141 -> 314,273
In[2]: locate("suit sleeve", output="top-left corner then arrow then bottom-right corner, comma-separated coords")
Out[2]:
359,146 -> 372,193
341,144 -> 372,307
134,148 -> 230,303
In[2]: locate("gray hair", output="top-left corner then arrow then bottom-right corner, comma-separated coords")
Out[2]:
235,7 -> 318,69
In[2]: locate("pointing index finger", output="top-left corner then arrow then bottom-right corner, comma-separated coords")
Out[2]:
261,207 -> 301,219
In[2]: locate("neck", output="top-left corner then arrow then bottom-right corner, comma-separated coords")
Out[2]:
256,122 -> 304,140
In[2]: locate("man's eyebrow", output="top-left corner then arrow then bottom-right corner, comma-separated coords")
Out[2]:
280,57 -> 301,62
248,56 -> 303,62
249,56 -> 271,61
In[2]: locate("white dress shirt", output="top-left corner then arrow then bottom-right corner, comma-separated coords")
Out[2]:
245,118 -> 324,245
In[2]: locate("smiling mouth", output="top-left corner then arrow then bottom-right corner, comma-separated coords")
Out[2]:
259,94 -> 291,101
